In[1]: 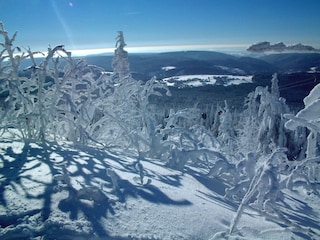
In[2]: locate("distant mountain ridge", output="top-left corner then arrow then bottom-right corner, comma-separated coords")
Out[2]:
85,51 -> 278,80
260,53 -> 320,73
85,50 -> 320,79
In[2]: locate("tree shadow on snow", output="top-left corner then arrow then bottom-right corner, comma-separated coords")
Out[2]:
185,166 -> 228,196
278,193 -> 320,234
0,140 -> 60,217
118,177 -> 191,205
0,139 -> 114,238
0,139 -> 63,238
0,142 -> 30,207
183,166 -> 238,212
51,143 -> 192,237
57,185 -> 113,237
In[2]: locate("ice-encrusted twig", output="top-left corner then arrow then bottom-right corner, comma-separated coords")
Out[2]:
229,167 -> 263,234
107,168 -> 120,192
229,149 -> 284,234
283,156 -> 320,195
135,160 -> 145,184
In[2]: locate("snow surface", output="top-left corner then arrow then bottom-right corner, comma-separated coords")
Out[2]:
161,66 -> 176,71
162,75 -> 253,88
307,67 -> 319,73
0,135 -> 319,240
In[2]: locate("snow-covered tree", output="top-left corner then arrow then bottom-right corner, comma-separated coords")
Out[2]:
217,101 -> 237,154
271,73 -> 280,99
239,75 -> 290,155
285,83 -> 320,158
112,31 -> 130,80
281,83 -> 320,196
85,32 -> 171,155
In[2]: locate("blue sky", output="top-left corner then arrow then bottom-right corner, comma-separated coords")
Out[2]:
1,0 -> 319,53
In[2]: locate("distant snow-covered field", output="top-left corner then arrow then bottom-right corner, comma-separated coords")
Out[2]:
162,74 -> 253,88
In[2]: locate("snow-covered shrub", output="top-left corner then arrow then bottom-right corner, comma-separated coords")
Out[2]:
0,24 -> 68,142
23,45 -> 75,143
252,149 -> 285,210
285,125 -> 308,161
0,23 -> 113,145
224,152 -> 257,201
229,148 -> 287,234
160,109 -> 224,170
0,24 -> 33,140
151,108 -> 202,169
52,59 -> 110,145
217,74 -> 297,200
282,155 -> 320,196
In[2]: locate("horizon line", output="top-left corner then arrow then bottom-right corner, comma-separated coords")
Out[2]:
70,43 -> 249,56
11,44 -> 249,59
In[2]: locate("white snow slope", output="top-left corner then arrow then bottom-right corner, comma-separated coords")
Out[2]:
0,136 -> 319,240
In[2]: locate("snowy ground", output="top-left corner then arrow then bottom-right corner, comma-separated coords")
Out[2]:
0,136 -> 319,240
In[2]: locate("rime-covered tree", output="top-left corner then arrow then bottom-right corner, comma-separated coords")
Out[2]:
85,32 -> 172,154
285,83 -> 320,158
217,101 -> 237,153
112,31 -> 130,80
239,74 -> 290,155
271,73 -> 280,99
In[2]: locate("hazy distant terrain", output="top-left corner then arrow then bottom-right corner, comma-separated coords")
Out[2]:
84,51 -> 320,108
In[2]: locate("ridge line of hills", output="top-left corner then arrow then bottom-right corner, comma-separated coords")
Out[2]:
84,50 -> 320,79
